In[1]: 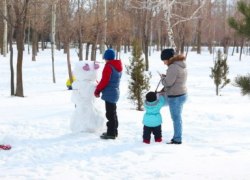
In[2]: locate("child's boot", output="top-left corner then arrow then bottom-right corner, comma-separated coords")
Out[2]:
155,138 -> 162,142
143,139 -> 150,144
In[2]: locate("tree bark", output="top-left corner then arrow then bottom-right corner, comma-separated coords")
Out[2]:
66,42 -> 73,84
77,0 -> 83,61
196,0 -> 202,54
239,38 -> 244,61
164,0 -> 176,49
32,3 -> 38,61
27,17 -> 31,54
15,25 -> 25,97
14,0 -> 30,97
3,0 -> 8,57
197,17 -> 202,54
207,0 -> 212,54
100,0 -> 107,55
51,2 -> 56,83
91,42 -> 97,61
7,5 -> 15,96
85,42 -> 90,60
142,5 -> 149,71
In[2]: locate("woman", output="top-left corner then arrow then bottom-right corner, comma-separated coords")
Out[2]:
160,48 -> 187,144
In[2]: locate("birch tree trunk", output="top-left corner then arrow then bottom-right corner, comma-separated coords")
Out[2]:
156,13 -> 161,51
51,2 -> 56,83
3,0 -> 8,57
149,14 -> 153,56
163,0 -> 176,49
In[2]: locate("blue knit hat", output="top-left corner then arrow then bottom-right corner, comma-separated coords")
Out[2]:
103,48 -> 115,60
161,48 -> 175,60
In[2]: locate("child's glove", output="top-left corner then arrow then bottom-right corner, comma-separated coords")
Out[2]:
94,89 -> 100,98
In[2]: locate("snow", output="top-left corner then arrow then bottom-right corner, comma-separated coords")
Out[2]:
0,47 -> 250,180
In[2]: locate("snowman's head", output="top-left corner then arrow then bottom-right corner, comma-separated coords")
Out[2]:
73,61 -> 100,81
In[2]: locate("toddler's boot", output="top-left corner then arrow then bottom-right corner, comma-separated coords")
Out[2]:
143,139 -> 150,144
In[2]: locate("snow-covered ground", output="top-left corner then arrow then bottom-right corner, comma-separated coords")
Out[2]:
0,47 -> 250,180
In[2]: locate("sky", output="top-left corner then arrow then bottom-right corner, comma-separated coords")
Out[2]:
0,46 -> 250,180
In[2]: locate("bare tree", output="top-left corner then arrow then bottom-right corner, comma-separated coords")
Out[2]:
129,0 -> 155,70
58,0 -> 74,84
167,0 -> 206,51
162,0 -> 176,48
0,1 -> 15,95
100,0 -> 107,54
13,0 -> 30,97
7,4 -> 15,95
75,0 -> 83,61
129,0 -> 206,52
205,0 -> 213,54
31,1 -> 38,61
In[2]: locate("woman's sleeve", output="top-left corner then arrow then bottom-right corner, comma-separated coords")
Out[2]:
161,65 -> 178,88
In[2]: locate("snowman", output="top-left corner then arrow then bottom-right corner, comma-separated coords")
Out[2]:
70,61 -> 104,133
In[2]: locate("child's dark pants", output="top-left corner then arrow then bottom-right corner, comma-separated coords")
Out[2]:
143,125 -> 162,141
105,101 -> 118,136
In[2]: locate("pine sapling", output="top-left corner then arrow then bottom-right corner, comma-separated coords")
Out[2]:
210,49 -> 230,96
234,74 -> 250,96
126,40 -> 151,111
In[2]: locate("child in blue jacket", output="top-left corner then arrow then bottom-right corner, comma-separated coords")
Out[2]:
94,48 -> 122,140
143,91 -> 165,144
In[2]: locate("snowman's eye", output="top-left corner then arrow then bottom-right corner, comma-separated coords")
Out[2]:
82,64 -> 90,71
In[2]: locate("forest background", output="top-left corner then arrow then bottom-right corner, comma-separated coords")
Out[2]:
0,0 -> 249,98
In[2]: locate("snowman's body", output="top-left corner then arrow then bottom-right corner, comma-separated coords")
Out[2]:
70,61 -> 104,133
